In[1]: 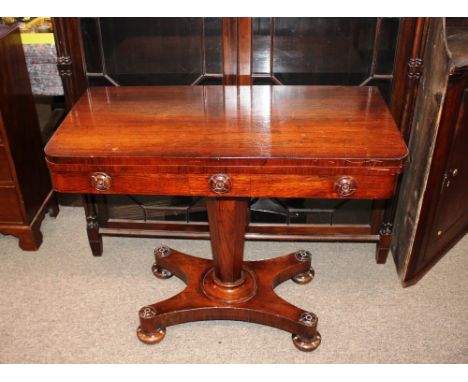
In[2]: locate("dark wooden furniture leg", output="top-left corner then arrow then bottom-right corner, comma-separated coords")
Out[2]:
47,192 -> 60,218
83,194 -> 103,256
137,197 -> 321,352
371,200 -> 392,264
376,223 -> 393,264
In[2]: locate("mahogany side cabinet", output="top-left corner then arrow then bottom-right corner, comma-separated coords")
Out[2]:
0,25 -> 59,249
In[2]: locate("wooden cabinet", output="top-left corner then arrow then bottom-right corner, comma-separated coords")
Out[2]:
392,18 -> 468,286
0,25 -> 59,249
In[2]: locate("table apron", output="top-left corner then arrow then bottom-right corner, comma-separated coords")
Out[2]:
49,171 -> 398,199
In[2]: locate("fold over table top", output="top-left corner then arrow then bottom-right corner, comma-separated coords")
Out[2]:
45,86 -> 407,170
45,86 -> 407,198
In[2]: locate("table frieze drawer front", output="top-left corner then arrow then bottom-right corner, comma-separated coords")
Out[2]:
0,145 -> 13,182
50,171 -> 397,199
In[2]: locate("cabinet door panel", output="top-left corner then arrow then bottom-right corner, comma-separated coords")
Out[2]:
429,88 -> 468,252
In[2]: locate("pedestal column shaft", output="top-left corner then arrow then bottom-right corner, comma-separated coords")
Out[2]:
206,197 -> 249,285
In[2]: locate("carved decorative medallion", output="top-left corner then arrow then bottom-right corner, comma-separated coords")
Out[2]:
209,174 -> 232,194
139,306 -> 157,319
295,250 -> 312,262
154,245 -> 171,258
299,311 -> 318,326
334,176 -> 357,197
90,172 -> 112,191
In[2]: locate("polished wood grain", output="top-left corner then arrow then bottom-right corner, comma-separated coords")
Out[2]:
206,198 -> 249,285
45,85 -> 407,167
45,86 -> 406,202
138,246 -> 320,351
222,18 -> 238,86
48,171 -> 399,199
237,18 -> 252,85
222,18 -> 252,86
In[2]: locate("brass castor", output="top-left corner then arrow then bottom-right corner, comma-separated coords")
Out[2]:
136,326 -> 166,344
152,263 -> 173,279
292,331 -> 321,352
292,268 -> 315,284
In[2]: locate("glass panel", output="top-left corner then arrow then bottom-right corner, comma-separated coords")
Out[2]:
251,17 -> 400,103
79,17 -> 102,73
282,199 -> 372,225
445,17 -> 468,28
204,17 -> 222,74
252,77 -> 276,85
271,17 -> 377,85
99,17 -> 203,85
252,17 -> 271,74
80,17 -> 222,85
367,78 -> 392,105
87,76 -> 114,87
250,198 -> 287,224
188,198 -> 208,222
250,199 -> 372,225
377,18 -> 400,74
105,195 -> 371,226
107,195 -> 199,222
198,76 -> 223,85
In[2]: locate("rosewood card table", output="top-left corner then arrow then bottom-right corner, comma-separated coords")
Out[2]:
44,85 -> 407,351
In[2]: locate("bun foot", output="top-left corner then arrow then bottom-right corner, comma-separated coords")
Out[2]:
152,264 -> 173,279
136,326 -> 166,345
292,331 -> 321,352
292,268 -> 315,284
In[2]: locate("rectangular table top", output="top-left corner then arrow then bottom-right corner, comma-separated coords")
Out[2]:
45,86 -> 407,170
